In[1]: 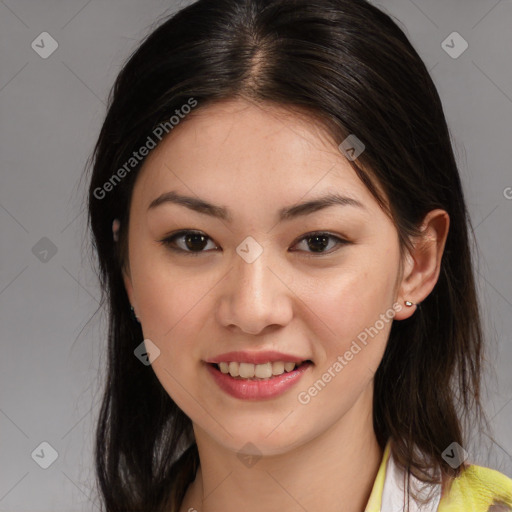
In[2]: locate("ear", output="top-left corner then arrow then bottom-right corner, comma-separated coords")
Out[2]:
122,255 -> 141,321
394,209 -> 450,321
114,218 -> 137,312
123,265 -> 135,308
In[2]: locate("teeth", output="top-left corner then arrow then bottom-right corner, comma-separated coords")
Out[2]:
239,362 -> 255,378
255,362 -> 272,378
272,361 -> 285,375
228,361 -> 239,377
217,361 -> 302,379
284,362 -> 296,372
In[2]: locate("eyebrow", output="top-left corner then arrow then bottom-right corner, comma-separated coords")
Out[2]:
147,190 -> 365,222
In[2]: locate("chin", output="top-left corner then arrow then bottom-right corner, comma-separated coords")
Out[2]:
198,417 -> 314,457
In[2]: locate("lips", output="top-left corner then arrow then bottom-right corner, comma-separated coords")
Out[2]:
206,360 -> 313,400
204,350 -> 313,399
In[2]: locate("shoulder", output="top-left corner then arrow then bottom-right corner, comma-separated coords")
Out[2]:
438,463 -> 512,512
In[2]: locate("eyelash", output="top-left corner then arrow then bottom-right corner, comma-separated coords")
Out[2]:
159,230 -> 350,257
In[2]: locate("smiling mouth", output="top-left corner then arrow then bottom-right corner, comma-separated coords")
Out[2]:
209,360 -> 313,380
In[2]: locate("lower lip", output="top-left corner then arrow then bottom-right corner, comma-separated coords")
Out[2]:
205,362 -> 312,400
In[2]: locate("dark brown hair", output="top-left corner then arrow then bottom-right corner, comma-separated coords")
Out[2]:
87,0 -> 486,510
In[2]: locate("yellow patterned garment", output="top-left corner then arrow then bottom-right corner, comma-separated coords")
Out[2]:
365,440 -> 512,511
438,464 -> 512,512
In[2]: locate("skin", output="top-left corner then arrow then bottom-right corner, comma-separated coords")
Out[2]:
121,97 -> 450,512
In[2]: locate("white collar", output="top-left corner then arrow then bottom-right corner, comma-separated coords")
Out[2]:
381,448 -> 442,512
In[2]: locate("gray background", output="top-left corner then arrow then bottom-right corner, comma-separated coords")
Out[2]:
0,0 -> 511,510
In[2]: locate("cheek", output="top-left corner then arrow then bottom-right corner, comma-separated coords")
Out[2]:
288,264 -> 397,436
131,259 -> 214,413
296,254 -> 399,352
135,267 -> 213,347
129,239 -> 206,333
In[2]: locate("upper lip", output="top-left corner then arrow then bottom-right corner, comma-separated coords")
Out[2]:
205,350 -> 311,365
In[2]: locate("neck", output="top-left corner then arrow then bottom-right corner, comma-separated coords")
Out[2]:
178,386 -> 384,512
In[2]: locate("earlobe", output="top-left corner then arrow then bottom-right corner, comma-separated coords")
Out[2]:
123,269 -> 140,322
394,209 -> 450,321
123,268 -> 134,306
115,218 -> 136,310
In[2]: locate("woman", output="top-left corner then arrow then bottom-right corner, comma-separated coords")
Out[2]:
87,0 -> 512,510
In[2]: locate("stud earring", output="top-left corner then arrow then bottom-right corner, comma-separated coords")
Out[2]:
112,218 -> 120,242
130,305 -> 140,323
405,300 -> 415,307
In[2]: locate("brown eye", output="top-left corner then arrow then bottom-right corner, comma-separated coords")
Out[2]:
160,230 -> 218,255
291,232 -> 349,255
305,234 -> 330,252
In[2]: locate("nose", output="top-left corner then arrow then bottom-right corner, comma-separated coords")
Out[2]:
216,246 -> 294,335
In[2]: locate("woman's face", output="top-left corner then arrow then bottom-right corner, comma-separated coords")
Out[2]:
123,98 -> 410,455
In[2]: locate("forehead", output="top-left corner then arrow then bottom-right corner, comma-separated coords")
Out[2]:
132,98 -> 380,215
